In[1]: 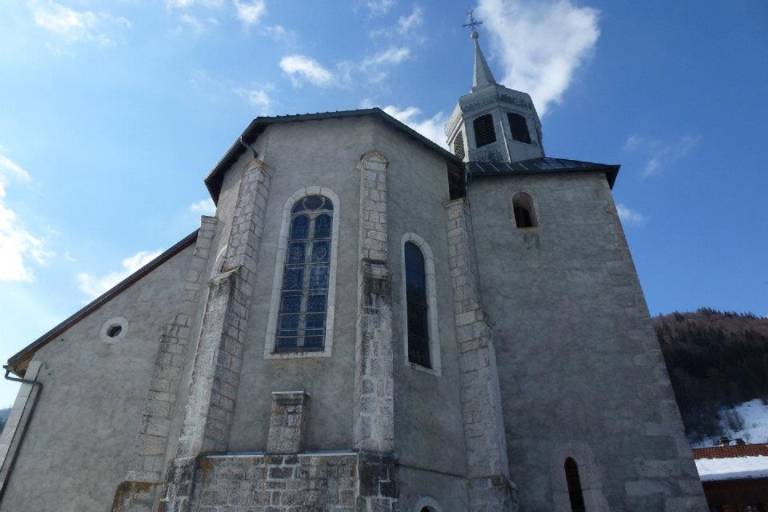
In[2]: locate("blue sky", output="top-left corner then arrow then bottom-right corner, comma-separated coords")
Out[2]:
0,0 -> 766,406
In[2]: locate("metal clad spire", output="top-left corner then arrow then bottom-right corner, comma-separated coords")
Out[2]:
463,9 -> 496,91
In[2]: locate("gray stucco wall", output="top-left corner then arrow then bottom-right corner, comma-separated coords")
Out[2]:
224,117 -> 468,508
227,118 -> 368,452
375,128 -> 467,480
468,172 -> 706,511
0,246 -> 193,512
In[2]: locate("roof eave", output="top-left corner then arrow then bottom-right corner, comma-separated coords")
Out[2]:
6,230 -> 200,376
203,108 -> 461,204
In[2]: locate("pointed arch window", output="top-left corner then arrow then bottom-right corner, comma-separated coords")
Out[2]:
275,194 -> 334,352
513,192 -> 537,228
565,457 -> 586,512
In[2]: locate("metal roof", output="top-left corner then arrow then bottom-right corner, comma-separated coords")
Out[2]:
204,108 -> 463,202
467,157 -> 620,188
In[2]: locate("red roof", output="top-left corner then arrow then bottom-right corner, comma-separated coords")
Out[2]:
693,444 -> 768,459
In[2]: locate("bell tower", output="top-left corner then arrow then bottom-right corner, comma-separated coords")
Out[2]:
445,13 -> 544,163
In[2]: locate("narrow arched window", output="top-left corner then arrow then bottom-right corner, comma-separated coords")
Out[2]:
512,192 -> 537,228
565,458 -> 586,512
404,241 -> 430,368
473,114 -> 496,147
275,195 -> 334,352
507,112 -> 531,144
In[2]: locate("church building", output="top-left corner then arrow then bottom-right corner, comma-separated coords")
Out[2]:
0,24 -> 708,512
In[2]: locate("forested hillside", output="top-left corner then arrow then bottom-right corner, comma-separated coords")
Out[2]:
655,308 -> 768,445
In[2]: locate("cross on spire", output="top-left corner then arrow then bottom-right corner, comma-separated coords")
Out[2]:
462,9 -> 496,91
462,8 -> 483,34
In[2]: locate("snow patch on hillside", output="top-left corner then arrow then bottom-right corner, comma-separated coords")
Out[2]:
696,399 -> 768,447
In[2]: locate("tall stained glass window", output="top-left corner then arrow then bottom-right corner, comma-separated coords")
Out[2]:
405,241 -> 431,368
276,195 -> 334,352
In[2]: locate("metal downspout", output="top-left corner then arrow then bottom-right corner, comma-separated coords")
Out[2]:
0,365 -> 43,505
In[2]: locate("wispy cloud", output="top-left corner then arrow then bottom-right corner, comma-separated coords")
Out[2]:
233,0 -> 266,26
616,203 -> 647,226
30,1 -> 131,46
77,250 -> 161,299
624,134 -> 700,177
189,198 -> 216,216
166,0 -> 224,9
382,105 -> 447,149
362,46 -> 411,68
477,0 -> 600,115
397,6 -> 423,33
234,87 -> 272,113
363,0 -> 395,16
0,149 -> 51,282
280,55 -> 334,87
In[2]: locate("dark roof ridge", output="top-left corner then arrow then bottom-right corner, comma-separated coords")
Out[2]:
6,230 -> 199,374
204,107 -> 461,202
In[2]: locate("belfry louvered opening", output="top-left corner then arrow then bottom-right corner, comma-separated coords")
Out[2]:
473,114 -> 496,148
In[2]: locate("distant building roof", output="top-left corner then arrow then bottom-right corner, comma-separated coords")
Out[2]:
204,108 -> 463,203
693,444 -> 768,482
466,157 -> 620,188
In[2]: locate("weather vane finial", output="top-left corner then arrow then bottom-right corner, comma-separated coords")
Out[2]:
462,8 -> 483,37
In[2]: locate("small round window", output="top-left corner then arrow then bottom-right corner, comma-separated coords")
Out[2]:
100,317 -> 128,344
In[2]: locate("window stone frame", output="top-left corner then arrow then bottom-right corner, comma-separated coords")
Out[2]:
265,186 -> 341,359
400,232 -> 442,376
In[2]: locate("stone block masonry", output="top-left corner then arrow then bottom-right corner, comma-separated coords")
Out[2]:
161,161 -> 273,512
194,453 -> 357,511
267,391 -> 309,454
445,198 -> 518,511
125,216 -> 219,485
354,151 -> 397,512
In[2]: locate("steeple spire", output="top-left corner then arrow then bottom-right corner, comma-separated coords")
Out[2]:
462,9 -> 497,92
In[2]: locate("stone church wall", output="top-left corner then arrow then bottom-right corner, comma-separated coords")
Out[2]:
374,126 -> 469,502
0,247 -> 194,512
468,172 -> 707,511
227,118 -> 370,452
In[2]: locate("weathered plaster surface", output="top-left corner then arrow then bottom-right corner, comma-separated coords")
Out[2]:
468,172 -> 707,511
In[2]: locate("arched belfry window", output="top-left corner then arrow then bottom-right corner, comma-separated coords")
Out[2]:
473,114 -> 496,147
513,192 -> 537,228
275,194 -> 334,352
405,241 -> 430,367
453,130 -> 465,160
565,457 -> 586,512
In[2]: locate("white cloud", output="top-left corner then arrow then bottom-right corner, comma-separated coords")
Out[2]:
166,0 -> 224,9
624,134 -> 700,177
477,0 -> 600,115
189,198 -> 216,216
398,6 -> 423,33
382,105 -> 447,149
234,87 -> 271,113
364,0 -> 395,16
0,150 -> 51,282
30,1 -> 131,46
77,250 -> 162,299
233,0 -> 266,26
280,55 -> 334,87
363,46 -> 411,68
616,203 -> 647,226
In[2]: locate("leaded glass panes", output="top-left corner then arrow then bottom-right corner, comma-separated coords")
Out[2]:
276,195 -> 334,352
405,241 -> 431,368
